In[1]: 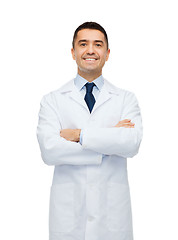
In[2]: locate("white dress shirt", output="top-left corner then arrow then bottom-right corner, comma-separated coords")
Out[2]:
74,74 -> 104,144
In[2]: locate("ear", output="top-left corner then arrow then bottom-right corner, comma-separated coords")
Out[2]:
71,48 -> 76,60
106,49 -> 110,61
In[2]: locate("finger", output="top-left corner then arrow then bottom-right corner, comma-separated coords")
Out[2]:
121,119 -> 131,122
119,119 -> 131,124
123,125 -> 135,128
122,123 -> 135,126
115,123 -> 135,128
117,123 -> 135,128
114,119 -> 131,127
123,122 -> 135,125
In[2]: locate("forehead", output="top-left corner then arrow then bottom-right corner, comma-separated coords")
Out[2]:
76,29 -> 105,42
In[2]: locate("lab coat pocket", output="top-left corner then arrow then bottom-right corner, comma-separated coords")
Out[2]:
107,182 -> 132,232
49,183 -> 75,233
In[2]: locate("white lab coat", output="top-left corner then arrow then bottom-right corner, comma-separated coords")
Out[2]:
37,78 -> 143,240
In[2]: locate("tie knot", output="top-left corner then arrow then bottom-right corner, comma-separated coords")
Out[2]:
85,82 -> 95,93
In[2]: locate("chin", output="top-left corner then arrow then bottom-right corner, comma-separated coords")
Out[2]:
84,68 -> 99,74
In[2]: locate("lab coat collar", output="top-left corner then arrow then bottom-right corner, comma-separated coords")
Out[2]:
74,74 -> 104,92
58,78 -> 120,95
58,78 -> 121,114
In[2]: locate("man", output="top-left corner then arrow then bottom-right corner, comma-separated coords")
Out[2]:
37,22 -> 143,240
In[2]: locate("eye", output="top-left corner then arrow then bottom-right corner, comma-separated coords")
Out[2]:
96,43 -> 102,47
80,43 -> 87,46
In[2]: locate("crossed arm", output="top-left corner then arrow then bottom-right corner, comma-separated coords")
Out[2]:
37,92 -> 142,166
60,119 -> 135,142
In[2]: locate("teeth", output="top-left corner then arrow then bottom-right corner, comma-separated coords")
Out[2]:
85,58 -> 96,61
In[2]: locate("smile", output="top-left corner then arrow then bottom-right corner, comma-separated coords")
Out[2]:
83,58 -> 97,61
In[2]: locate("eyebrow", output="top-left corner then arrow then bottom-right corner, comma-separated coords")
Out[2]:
78,39 -> 104,44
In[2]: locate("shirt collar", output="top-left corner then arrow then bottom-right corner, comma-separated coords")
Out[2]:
74,74 -> 104,92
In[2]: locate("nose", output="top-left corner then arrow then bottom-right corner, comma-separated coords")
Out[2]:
86,43 -> 95,55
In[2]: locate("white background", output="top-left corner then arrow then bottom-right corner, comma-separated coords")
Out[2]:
0,0 -> 178,239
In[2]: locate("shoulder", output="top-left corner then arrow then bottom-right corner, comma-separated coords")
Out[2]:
104,78 -> 136,98
41,79 -> 74,102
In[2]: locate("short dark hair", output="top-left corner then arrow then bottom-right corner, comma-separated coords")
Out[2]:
72,22 -> 109,49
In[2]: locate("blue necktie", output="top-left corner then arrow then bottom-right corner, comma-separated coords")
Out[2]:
84,82 -> 96,113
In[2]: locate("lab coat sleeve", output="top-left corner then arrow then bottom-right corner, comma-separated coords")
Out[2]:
82,91 -> 143,158
79,129 -> 83,144
36,94 -> 102,166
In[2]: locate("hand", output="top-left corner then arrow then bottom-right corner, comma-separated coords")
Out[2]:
60,129 -> 81,142
114,119 -> 135,128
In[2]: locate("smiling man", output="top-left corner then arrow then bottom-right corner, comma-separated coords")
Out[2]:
37,22 -> 143,240
71,28 -> 110,81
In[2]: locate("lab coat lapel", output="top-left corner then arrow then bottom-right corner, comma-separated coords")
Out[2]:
59,79 -> 88,110
59,78 -> 120,113
92,84 -> 111,113
69,83 -> 112,114
92,78 -> 120,114
69,84 -> 88,110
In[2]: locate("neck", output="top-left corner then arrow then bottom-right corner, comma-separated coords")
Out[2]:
78,70 -> 102,82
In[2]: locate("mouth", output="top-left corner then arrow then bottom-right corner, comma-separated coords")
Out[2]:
83,58 -> 98,62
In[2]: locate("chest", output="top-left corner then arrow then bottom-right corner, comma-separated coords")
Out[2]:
55,93 -> 125,129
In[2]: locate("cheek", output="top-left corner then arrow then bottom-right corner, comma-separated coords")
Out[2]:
75,51 -> 84,61
100,54 -> 107,63
98,50 -> 107,59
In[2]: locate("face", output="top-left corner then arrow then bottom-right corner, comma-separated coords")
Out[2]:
71,29 -> 110,80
